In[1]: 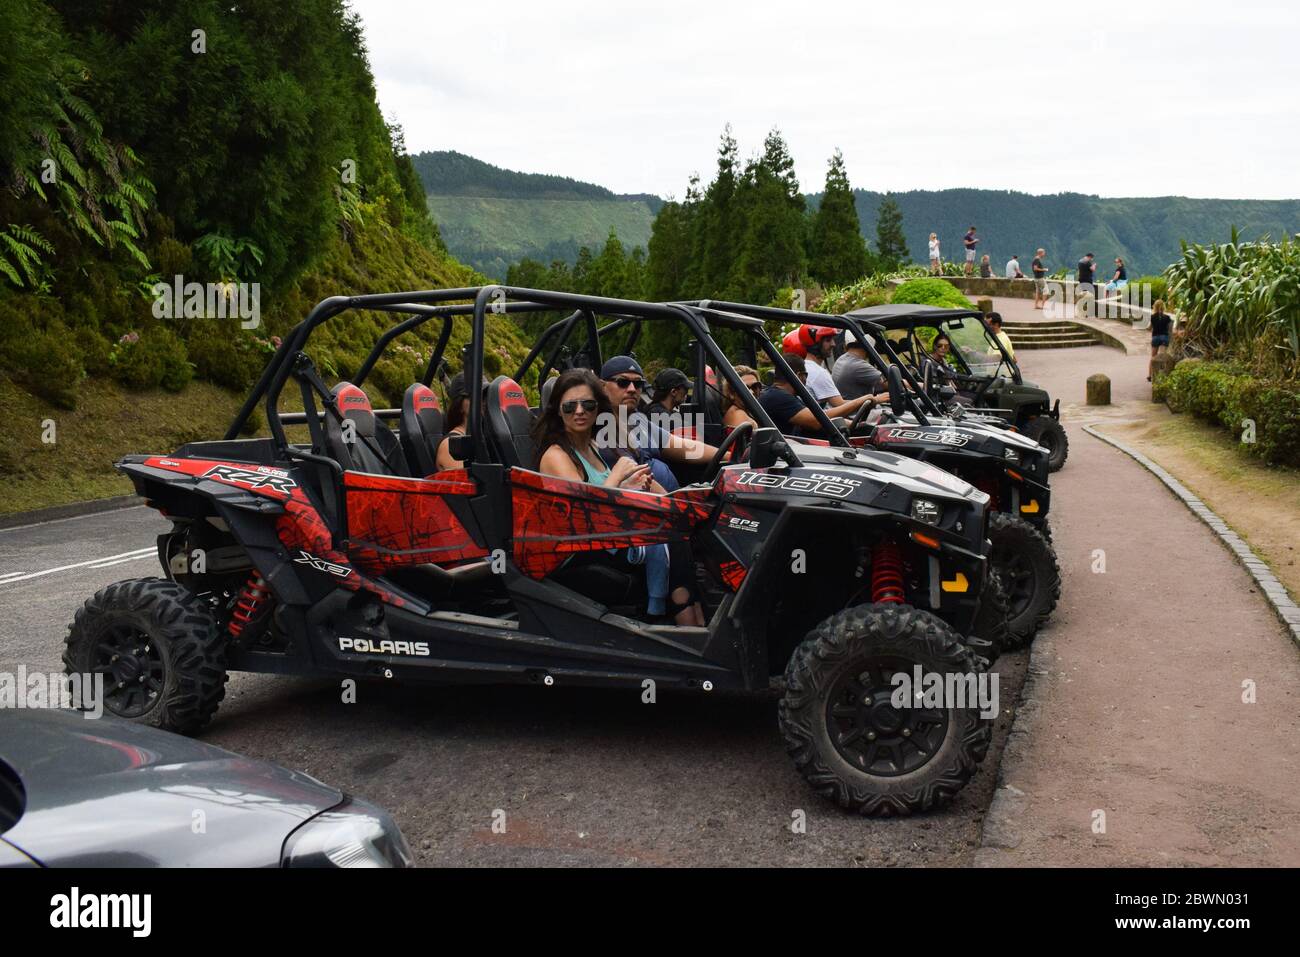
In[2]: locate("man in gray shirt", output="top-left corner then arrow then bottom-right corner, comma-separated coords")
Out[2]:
833,341 -> 888,401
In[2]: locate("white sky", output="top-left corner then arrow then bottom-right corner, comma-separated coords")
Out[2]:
351,0 -> 1300,200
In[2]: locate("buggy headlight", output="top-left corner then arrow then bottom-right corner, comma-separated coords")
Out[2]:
282,796 -> 414,868
910,498 -> 943,525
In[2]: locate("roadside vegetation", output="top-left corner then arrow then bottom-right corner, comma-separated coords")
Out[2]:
1156,229 -> 1300,466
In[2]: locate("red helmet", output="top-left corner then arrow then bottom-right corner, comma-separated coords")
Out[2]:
781,327 -> 806,357
799,324 -> 838,351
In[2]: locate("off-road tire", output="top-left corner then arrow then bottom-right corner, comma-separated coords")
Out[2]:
970,568 -> 1012,664
779,603 -> 993,816
1025,415 -> 1069,472
988,513 -> 1061,649
64,578 -> 227,734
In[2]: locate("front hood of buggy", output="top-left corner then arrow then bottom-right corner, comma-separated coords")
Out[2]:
761,443 -> 989,504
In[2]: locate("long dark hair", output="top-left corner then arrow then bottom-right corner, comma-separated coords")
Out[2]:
529,368 -> 613,469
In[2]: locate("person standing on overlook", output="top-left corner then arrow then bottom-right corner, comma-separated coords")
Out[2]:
928,232 -> 941,274
963,226 -> 979,276
1031,248 -> 1048,310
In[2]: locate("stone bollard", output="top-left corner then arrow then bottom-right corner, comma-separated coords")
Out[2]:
1151,353 -> 1178,401
977,296 -> 993,316
1086,373 -> 1111,406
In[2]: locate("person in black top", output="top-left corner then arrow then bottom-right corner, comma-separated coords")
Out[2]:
1031,247 -> 1048,310
647,367 -> 689,423
1076,252 -> 1096,286
1107,257 -> 1128,292
1148,299 -> 1173,381
759,353 -> 870,436
963,226 -> 979,276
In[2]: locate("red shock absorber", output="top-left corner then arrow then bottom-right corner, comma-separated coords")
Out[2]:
228,573 -> 272,639
871,540 -> 906,604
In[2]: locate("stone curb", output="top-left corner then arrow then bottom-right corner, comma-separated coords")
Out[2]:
1081,425 -> 1300,646
0,495 -> 142,532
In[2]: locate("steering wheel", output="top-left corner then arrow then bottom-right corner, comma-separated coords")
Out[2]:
701,422 -> 753,484
847,391 -> 879,434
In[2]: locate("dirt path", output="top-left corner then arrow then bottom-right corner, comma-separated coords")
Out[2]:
977,312 -> 1300,866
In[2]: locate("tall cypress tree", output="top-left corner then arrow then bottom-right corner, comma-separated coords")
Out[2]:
875,194 -> 910,269
729,128 -> 807,303
809,149 -> 871,287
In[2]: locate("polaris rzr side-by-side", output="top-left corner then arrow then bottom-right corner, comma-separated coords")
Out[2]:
664,300 -> 1060,648
67,287 -> 1008,815
846,305 -> 1069,472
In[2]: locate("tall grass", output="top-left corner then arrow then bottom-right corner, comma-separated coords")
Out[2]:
1165,228 -> 1300,377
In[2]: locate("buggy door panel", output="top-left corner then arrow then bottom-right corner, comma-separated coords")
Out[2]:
509,468 -> 711,578
343,469 -> 489,570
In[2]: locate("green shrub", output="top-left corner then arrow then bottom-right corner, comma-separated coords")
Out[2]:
891,278 -> 976,310
110,326 -> 192,391
815,276 -> 891,314
8,321 -> 84,409
1130,274 -> 1167,304
1156,359 -> 1300,467
186,326 -> 272,391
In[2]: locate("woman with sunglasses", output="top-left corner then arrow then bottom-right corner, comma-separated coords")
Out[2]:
721,364 -> 761,431
531,369 -> 705,626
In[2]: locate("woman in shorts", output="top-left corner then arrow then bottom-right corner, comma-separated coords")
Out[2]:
1148,299 -> 1173,382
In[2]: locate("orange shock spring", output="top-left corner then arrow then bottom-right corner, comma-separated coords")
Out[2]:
871,540 -> 906,604
228,573 -> 272,638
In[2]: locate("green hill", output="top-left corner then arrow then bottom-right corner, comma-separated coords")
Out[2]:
828,189 -> 1300,277
413,151 -> 658,278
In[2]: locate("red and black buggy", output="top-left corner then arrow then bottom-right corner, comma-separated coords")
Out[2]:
67,286 -> 1006,814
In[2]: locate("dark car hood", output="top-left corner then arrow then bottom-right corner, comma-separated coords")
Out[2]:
0,709 -> 341,867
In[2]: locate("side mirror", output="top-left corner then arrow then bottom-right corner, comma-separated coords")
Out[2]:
886,365 -> 906,414
750,427 -> 801,470
447,433 -> 475,463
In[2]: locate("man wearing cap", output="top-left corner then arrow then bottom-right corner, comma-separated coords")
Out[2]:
832,337 -> 892,404
647,367 -> 690,421
598,356 -> 717,492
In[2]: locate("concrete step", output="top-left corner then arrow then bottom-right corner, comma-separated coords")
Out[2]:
1009,331 -> 1098,342
1013,338 -> 1101,350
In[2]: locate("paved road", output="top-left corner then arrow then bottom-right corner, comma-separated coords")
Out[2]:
982,308 -> 1300,866
0,505 -> 1027,866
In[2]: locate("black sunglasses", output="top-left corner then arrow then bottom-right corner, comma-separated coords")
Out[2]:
746,382 -> 763,395
607,376 -> 645,391
560,399 -> 598,414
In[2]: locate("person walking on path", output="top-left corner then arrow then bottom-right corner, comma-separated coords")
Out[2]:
1031,248 -> 1048,310
963,226 -> 979,275
1005,254 -> 1024,279
1148,299 -> 1173,382
928,232 -> 941,274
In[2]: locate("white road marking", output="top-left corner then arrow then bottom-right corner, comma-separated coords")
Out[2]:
0,547 -> 156,587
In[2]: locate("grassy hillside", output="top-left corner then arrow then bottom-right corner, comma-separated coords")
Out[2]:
831,189 -> 1300,276
427,194 -> 655,278
413,151 -> 659,278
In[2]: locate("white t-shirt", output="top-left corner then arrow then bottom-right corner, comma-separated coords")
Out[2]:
928,239 -> 940,260
1005,259 -> 1020,278
805,360 -> 840,402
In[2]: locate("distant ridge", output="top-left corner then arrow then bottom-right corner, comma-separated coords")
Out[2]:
414,151 -> 1300,279
411,150 -> 661,208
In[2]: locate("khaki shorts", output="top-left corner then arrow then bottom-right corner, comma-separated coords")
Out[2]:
1034,277 -> 1047,293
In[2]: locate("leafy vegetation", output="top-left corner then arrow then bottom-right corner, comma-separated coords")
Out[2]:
0,0 -> 534,455
1154,359 -> 1300,467
890,277 -> 977,310
1164,229 -> 1300,376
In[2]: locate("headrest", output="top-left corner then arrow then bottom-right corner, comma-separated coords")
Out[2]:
331,382 -> 375,437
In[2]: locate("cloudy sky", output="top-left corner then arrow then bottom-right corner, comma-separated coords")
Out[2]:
351,0 -> 1299,200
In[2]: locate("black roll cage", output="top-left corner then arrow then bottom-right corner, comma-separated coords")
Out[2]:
861,308 -> 1024,386
224,287 -> 792,463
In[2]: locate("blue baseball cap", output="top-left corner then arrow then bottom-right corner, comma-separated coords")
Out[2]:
599,356 -> 643,379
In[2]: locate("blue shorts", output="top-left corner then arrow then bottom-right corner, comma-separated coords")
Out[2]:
1151,334 -> 1170,347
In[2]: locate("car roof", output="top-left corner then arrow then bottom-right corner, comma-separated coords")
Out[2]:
844,304 -> 987,328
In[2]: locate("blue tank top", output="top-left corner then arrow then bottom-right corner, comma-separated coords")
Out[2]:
573,447 -> 610,485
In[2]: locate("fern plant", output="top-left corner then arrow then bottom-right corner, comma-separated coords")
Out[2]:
0,224 -> 55,289
192,232 -> 265,283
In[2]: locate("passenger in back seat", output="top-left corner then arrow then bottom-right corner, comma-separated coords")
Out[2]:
436,372 -> 481,470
